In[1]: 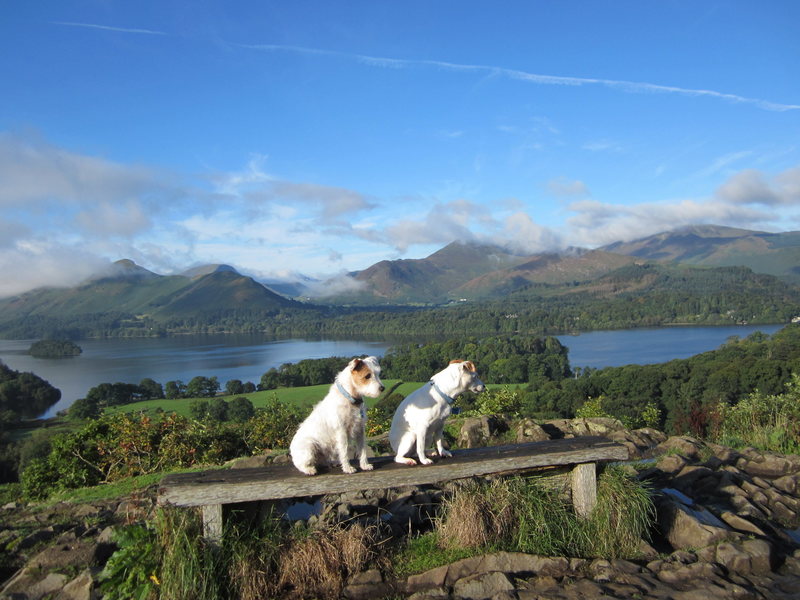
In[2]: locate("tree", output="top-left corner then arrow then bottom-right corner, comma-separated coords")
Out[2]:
86,382 -> 141,407
228,397 -> 255,422
0,362 -> 61,419
138,378 -> 163,400
189,399 -> 209,420
225,379 -> 244,396
165,380 -> 186,399
69,397 -> 102,420
187,376 -> 219,398
28,339 -> 82,358
207,398 -> 229,421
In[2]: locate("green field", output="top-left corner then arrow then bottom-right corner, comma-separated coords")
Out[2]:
103,381 -> 517,419
103,380 -> 429,418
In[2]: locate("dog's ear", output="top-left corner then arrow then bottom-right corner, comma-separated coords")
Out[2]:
449,359 -> 476,372
351,358 -> 365,371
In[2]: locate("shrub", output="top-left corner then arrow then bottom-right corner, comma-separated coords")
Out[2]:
713,372 -> 800,454
575,396 -> 612,419
243,396 -> 302,453
227,397 -> 255,423
20,413 -> 251,500
473,386 -> 522,417
98,524 -> 160,600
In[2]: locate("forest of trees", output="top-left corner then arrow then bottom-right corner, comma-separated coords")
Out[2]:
0,361 -> 61,422
520,326 -> 800,435
28,339 -> 82,358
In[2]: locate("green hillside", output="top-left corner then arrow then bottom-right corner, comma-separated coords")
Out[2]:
0,260 -> 305,338
603,225 -> 800,283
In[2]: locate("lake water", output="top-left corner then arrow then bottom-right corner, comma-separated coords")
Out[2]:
0,324 -> 785,418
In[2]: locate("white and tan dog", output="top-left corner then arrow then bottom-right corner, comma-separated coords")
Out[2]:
290,356 -> 384,475
390,360 -> 485,466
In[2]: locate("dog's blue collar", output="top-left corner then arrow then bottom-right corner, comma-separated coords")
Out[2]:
336,380 -> 363,405
430,380 -> 455,404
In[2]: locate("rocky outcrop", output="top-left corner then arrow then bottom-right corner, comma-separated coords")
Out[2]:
2,418 -> 799,599
0,493 -> 155,600
373,549 -> 800,600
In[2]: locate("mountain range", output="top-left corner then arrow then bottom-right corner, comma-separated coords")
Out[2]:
0,260 -> 300,330
321,224 -> 800,304
0,224 -> 798,336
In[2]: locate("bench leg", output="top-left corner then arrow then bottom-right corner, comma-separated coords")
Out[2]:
571,462 -> 597,519
202,504 -> 224,543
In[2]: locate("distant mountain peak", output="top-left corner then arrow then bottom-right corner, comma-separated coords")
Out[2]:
671,224 -> 765,238
181,264 -> 241,279
95,259 -> 158,280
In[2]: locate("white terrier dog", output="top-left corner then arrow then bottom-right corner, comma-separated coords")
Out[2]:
390,360 -> 485,466
290,356 -> 385,475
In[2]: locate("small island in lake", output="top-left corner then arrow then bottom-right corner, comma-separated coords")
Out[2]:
28,339 -> 82,358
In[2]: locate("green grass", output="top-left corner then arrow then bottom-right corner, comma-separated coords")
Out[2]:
424,468 -> 654,568
394,532 -> 480,577
105,380 -> 521,418
104,379 -> 432,418
42,465 -> 226,505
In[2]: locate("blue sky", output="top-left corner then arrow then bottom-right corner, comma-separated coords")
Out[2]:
1,1 -> 799,297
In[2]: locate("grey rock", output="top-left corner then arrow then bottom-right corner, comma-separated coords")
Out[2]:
718,511 -> 768,536
55,569 -> 95,600
514,419 -> 550,443
656,436 -> 704,460
657,498 -> 734,550
452,571 -> 514,600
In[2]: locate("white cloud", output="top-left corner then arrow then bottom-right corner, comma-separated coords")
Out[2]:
243,44 -> 800,112
75,199 -> 152,238
0,133 -> 171,208
564,197 -> 771,247
0,242 -> 110,297
52,21 -> 166,36
375,199 -> 483,252
547,177 -> 590,197
715,166 -> 800,206
500,212 -> 563,253
306,272 -> 367,298
211,157 -> 374,222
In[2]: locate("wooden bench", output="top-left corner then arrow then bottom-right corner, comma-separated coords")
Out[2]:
158,436 -> 628,541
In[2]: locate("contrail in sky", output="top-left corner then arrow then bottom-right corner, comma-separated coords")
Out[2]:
52,21 -> 166,36
241,43 -> 800,113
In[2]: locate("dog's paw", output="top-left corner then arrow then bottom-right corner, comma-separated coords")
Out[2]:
341,464 -> 357,474
395,457 -> 417,466
360,463 -> 374,471
439,449 -> 452,458
420,457 -> 434,465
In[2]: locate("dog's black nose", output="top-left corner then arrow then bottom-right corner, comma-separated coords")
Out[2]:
379,385 -> 385,392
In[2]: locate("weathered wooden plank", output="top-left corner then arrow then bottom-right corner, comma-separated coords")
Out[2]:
571,462 -> 597,518
202,504 -> 223,542
159,437 -> 626,508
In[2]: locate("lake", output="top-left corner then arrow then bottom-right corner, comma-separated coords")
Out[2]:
0,324 -> 785,418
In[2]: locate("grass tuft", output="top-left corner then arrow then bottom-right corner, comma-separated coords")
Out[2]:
278,521 -> 385,599
431,468 -> 654,564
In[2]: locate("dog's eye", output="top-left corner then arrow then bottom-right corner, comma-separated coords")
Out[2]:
365,373 -> 371,379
